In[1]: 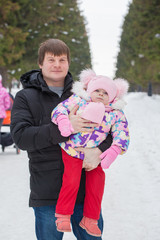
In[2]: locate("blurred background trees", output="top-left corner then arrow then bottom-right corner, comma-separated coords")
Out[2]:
1,0 -> 160,94
0,0 -> 28,84
115,0 -> 160,94
0,0 -> 92,85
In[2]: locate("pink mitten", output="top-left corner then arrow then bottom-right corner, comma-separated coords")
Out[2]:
81,102 -> 105,124
100,145 -> 121,169
57,115 -> 74,137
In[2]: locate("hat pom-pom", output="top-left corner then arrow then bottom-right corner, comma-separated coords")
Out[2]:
114,78 -> 129,98
79,69 -> 96,87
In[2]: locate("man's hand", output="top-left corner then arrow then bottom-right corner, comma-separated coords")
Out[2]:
69,105 -> 98,134
76,147 -> 102,171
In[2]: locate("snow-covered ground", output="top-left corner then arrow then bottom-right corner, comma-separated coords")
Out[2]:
0,92 -> 160,240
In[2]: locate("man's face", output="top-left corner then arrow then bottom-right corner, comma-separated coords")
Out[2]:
39,53 -> 69,87
90,89 -> 109,105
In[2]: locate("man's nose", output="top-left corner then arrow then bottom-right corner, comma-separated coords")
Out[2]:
54,60 -> 60,67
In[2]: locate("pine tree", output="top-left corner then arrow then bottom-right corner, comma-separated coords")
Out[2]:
2,0 -> 92,81
0,0 -> 28,83
115,0 -> 160,93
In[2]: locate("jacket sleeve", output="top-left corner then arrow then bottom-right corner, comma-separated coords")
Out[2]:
98,133 -> 113,152
51,94 -> 81,124
10,91 -> 69,152
111,110 -> 130,154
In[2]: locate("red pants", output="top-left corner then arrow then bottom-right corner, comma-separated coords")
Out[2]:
56,149 -> 105,220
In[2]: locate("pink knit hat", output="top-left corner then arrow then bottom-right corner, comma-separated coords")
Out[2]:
79,69 -> 129,102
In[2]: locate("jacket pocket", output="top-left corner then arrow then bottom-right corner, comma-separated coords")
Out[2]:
29,161 -> 63,200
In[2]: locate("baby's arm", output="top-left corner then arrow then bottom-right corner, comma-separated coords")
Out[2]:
51,94 -> 80,137
56,115 -> 74,137
100,145 -> 121,169
100,110 -> 129,169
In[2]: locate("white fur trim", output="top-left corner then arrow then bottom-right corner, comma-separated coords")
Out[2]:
114,78 -> 129,98
112,98 -> 127,110
71,81 -> 90,100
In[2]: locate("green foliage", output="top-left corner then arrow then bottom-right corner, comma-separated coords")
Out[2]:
0,0 -> 28,75
115,0 -> 160,92
0,0 -> 91,82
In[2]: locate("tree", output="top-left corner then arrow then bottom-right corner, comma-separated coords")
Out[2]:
115,0 -> 160,93
1,0 -> 91,81
0,0 -> 28,84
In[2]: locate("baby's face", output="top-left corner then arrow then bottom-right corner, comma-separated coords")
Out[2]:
90,89 -> 109,105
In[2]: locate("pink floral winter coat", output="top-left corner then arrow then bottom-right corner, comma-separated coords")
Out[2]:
51,94 -> 129,160
0,79 -> 10,119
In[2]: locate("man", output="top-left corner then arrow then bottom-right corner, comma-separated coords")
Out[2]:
11,39 -> 112,240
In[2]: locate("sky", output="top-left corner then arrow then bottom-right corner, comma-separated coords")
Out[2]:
1,90 -> 160,240
79,0 -> 131,78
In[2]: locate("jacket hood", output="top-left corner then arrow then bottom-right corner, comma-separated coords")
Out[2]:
20,69 -> 46,89
72,80 -> 127,111
20,69 -> 73,93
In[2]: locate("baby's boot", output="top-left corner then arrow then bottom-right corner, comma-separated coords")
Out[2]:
55,213 -> 71,232
79,216 -> 101,237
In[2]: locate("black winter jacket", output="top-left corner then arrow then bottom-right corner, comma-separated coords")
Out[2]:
11,70 -> 112,207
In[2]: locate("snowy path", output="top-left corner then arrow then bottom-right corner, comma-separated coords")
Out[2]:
0,93 -> 160,240
102,93 -> 160,240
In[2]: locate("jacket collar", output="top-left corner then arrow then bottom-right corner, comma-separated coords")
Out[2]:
20,69 -> 73,93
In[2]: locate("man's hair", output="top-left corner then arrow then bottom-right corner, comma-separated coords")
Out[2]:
38,39 -> 70,65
